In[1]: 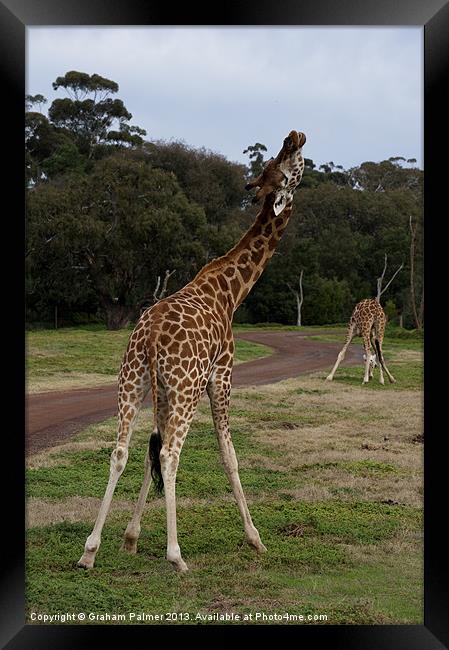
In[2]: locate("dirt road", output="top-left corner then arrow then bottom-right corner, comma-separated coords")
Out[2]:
26,329 -> 361,455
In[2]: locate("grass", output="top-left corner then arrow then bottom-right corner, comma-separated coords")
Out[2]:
26,325 -> 271,393
26,337 -> 423,625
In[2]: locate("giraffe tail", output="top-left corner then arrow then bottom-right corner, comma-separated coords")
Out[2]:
147,339 -> 164,494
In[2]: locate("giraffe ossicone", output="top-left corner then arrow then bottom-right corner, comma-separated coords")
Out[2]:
77,129 -> 306,573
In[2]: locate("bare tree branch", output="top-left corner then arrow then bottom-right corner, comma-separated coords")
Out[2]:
140,269 -> 176,315
376,254 -> 388,301
376,253 -> 403,301
152,275 -> 161,303
158,269 -> 175,301
379,263 -> 403,298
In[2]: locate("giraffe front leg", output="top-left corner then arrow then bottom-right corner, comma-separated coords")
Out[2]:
326,325 -> 355,381
208,372 -> 266,554
362,344 -> 372,384
218,433 -> 267,553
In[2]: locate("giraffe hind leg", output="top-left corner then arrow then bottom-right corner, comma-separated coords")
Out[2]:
374,338 -> 396,384
159,393 -> 201,572
122,392 -> 169,554
77,370 -> 149,569
207,370 -> 266,553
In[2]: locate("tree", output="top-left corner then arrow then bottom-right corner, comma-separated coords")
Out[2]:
48,71 -> 146,158
243,142 -> 268,178
25,94 -> 47,112
26,150 -> 208,329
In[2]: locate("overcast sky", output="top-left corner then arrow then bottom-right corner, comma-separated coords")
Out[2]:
26,27 -> 423,170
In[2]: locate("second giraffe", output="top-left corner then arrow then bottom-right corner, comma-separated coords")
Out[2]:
326,298 -> 396,385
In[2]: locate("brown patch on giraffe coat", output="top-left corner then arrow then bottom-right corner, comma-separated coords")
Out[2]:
252,248 -> 264,265
268,236 -> 278,251
238,265 -> 252,283
174,329 -> 187,341
208,276 -> 219,291
218,275 -> 229,292
230,277 -> 241,297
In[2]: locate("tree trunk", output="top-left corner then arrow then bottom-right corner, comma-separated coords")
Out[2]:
296,269 -> 304,326
104,303 -> 131,330
295,293 -> 302,327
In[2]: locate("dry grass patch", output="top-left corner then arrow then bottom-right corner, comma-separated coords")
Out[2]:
27,373 -> 118,394
26,496 -> 134,528
27,439 -> 114,469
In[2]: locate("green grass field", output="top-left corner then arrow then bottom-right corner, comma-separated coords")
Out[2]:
26,327 -> 423,625
26,324 -> 271,393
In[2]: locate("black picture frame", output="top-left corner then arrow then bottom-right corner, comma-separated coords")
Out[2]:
2,0 -> 447,647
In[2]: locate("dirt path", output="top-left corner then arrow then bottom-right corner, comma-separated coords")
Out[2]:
26,329 -> 361,455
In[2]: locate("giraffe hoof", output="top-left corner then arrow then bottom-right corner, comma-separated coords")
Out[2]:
77,558 -> 94,569
325,375 -> 333,382
170,559 -> 189,573
121,539 -> 138,554
248,538 -> 267,553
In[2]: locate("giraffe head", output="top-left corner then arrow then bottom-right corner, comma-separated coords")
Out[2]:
282,130 -> 306,155
363,352 -> 378,368
272,130 -> 307,215
245,130 -> 307,214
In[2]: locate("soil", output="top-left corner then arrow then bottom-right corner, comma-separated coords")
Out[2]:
26,329 -> 361,455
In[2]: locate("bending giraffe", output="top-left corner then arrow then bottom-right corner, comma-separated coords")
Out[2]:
78,129 -> 307,572
326,298 -> 396,385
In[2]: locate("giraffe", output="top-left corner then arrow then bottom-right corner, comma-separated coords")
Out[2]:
77,129 -> 307,572
325,298 -> 396,385
245,132 -> 307,207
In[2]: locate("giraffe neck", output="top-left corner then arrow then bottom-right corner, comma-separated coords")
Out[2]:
191,195 -> 293,317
